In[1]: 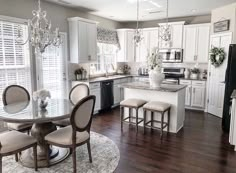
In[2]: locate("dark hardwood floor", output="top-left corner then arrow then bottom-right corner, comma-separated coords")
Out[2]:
91,108 -> 236,173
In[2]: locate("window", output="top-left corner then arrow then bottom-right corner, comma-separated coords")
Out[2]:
91,43 -> 117,74
0,20 -> 31,105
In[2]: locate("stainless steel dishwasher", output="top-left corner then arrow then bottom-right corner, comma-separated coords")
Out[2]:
101,80 -> 114,110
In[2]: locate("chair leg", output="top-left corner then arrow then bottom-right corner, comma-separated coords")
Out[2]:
0,156 -> 2,173
33,145 -> 38,171
15,153 -> 18,162
160,112 -> 164,139
72,147 -> 77,173
136,108 -> 139,133
46,144 -> 50,167
87,141 -> 92,163
143,110 -> 146,134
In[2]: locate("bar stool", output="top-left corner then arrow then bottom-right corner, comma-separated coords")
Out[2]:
120,98 -> 147,133
143,101 -> 171,138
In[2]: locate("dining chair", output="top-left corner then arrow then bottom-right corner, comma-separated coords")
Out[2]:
45,95 -> 96,173
0,130 -> 38,173
2,85 -> 32,133
53,84 -> 90,127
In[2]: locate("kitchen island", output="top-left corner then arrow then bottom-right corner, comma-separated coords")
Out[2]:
119,82 -> 187,133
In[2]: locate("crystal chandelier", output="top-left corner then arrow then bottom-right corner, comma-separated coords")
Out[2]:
134,0 -> 143,46
16,0 -> 62,53
159,0 -> 171,42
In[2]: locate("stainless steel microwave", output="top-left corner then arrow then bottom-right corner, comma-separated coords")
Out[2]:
159,49 -> 183,63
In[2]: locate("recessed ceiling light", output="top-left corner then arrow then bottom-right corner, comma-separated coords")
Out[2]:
191,9 -> 197,13
109,16 -> 114,18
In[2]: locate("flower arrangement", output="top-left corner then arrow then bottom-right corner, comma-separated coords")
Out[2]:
33,89 -> 51,109
119,64 -> 131,74
147,47 -> 162,72
33,89 -> 51,101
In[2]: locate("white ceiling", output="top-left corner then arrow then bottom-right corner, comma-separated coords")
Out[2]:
45,0 -> 236,21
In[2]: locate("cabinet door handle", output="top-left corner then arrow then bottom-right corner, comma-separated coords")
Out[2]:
88,55 -> 91,61
193,88 -> 196,93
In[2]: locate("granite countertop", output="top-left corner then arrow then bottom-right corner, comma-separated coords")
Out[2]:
231,90 -> 236,98
73,75 -> 132,83
179,78 -> 207,81
119,82 -> 187,92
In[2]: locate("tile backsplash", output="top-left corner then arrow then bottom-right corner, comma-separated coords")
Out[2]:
117,62 -> 208,75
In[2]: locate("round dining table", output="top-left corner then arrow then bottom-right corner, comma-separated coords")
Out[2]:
0,99 -> 74,168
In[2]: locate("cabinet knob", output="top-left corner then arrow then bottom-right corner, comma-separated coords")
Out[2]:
88,55 -> 91,61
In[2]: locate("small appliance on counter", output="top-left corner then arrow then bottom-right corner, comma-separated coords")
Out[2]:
138,67 -> 149,76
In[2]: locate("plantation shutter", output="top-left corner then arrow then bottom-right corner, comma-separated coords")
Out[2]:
41,33 -> 67,99
0,20 -> 32,105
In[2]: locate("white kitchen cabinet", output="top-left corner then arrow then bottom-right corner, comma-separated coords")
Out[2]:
68,17 -> 97,63
117,29 -> 135,62
191,85 -> 205,108
113,84 -> 121,104
183,24 -> 210,63
90,88 -> 101,112
180,79 -> 206,110
136,28 -> 159,62
159,22 -> 185,49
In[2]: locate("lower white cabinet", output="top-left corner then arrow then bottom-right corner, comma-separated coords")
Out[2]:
180,79 -> 206,110
90,88 -> 101,112
113,84 -> 121,104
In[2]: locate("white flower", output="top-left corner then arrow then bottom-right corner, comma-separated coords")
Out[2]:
33,89 -> 51,101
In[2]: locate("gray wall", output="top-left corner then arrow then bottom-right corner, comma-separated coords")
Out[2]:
0,0 -> 123,31
121,14 -> 211,28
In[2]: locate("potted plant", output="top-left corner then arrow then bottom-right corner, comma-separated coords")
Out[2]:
190,68 -> 200,79
74,68 -> 83,80
147,47 -> 165,88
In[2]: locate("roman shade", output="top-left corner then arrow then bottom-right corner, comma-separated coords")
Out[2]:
97,27 -> 120,48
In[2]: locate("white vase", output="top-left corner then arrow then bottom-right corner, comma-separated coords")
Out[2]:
184,69 -> 190,79
191,73 -> 198,79
149,70 -> 165,88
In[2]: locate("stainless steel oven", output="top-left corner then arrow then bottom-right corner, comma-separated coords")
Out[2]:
159,49 -> 183,63
162,68 -> 185,84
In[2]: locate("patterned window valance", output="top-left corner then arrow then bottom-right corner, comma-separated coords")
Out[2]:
97,27 -> 120,48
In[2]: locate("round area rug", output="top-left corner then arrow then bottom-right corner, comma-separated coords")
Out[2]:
3,132 -> 120,173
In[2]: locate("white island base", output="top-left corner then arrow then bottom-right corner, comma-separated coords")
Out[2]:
121,83 -> 186,133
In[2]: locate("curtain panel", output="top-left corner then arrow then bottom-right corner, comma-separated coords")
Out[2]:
97,27 -> 120,48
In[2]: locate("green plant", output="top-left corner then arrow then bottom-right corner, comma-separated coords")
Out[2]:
190,68 -> 200,74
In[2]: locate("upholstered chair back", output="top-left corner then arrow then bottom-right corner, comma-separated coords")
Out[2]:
2,85 -> 30,105
69,84 -> 90,105
70,95 -> 95,132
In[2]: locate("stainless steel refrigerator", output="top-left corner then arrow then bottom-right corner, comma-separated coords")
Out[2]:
222,44 -> 236,133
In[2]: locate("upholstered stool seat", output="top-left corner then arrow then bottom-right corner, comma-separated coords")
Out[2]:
143,101 -> 171,138
143,101 -> 171,112
120,98 -> 146,108
120,98 -> 146,133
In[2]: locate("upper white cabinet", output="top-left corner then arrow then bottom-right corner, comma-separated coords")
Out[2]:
183,24 -> 210,63
117,29 -> 135,62
136,28 -> 159,62
158,21 -> 185,49
68,17 -> 97,63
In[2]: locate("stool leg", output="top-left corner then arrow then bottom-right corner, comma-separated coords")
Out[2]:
151,111 -> 154,133
129,108 -> 132,125
167,108 -> 170,133
160,112 -> 164,139
136,108 -> 139,133
143,110 -> 146,134
120,107 -> 123,131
